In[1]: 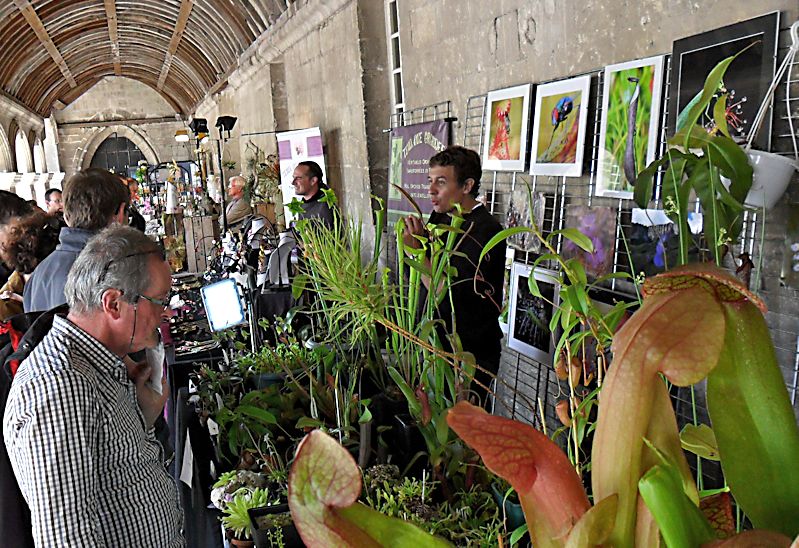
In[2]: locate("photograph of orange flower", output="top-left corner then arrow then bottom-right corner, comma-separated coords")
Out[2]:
482,84 -> 531,172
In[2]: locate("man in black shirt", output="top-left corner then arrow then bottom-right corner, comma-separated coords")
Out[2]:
291,161 -> 334,228
402,146 -> 505,403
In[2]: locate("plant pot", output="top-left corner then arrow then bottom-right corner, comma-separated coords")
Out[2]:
251,372 -> 286,390
741,149 -> 797,210
490,484 -> 526,532
249,504 -> 303,548
392,413 -> 427,475
230,538 -> 255,548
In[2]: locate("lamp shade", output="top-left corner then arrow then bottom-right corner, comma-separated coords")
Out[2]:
175,129 -> 190,142
215,116 -> 237,132
189,117 -> 209,134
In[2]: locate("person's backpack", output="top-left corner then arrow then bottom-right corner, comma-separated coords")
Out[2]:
0,305 -> 68,548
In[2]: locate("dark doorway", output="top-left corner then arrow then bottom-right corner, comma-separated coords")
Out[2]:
89,134 -> 146,176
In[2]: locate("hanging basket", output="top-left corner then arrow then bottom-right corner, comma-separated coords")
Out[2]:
743,150 -> 798,210
741,20 -> 799,210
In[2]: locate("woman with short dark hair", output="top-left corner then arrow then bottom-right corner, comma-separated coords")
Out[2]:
0,212 -> 60,320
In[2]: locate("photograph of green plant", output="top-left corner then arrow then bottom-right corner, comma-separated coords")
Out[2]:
597,55 -> 664,199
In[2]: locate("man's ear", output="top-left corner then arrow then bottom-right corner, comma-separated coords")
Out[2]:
101,288 -> 125,320
113,202 -> 127,225
462,178 -> 475,195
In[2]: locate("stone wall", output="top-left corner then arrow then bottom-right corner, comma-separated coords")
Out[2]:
193,0 -> 388,232
53,76 -> 188,178
398,0 -> 797,136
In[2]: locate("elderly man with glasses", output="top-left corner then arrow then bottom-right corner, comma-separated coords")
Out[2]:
3,225 -> 184,547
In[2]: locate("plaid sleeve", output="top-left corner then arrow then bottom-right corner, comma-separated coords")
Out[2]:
5,367 -> 104,546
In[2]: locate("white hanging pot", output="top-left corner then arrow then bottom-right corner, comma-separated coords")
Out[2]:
743,149 -> 797,210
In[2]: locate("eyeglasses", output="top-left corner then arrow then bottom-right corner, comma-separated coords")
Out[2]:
97,250 -> 164,285
137,291 -> 173,310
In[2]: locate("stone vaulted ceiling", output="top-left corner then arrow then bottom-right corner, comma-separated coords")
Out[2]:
0,0 -> 296,116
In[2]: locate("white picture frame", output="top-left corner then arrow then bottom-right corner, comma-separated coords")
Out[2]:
596,55 -> 665,199
508,263 -> 559,364
529,75 -> 591,177
481,84 -> 532,172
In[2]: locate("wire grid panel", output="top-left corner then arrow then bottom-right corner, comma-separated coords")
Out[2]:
389,100 -> 453,129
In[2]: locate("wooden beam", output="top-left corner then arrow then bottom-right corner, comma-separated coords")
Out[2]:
104,0 -> 122,76
13,0 -> 77,88
157,0 -> 194,91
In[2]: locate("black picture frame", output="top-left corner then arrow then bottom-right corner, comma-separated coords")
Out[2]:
668,12 -> 779,150
508,263 -> 559,364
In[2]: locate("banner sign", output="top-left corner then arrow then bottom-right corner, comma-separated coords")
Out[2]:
276,127 -> 326,223
387,120 -> 450,226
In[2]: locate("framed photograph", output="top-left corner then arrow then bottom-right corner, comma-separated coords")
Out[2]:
596,55 -> 665,199
508,263 -> 559,363
561,205 -> 617,279
505,186 -> 548,253
498,247 -> 516,335
625,208 -> 703,277
482,84 -> 532,172
529,76 -> 591,176
669,12 -> 779,150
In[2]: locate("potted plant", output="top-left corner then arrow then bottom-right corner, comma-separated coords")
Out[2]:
220,487 -> 275,547
248,504 -> 302,548
447,263 -> 799,547
634,51 -> 754,265
735,20 -> 799,210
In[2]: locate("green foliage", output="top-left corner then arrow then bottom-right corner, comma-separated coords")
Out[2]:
482,180 -> 638,478
363,475 -> 507,547
214,389 -> 278,460
221,487 -> 274,540
634,51 -> 753,265
235,340 -> 321,375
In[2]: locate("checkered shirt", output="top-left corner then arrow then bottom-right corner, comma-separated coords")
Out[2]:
3,316 -> 184,547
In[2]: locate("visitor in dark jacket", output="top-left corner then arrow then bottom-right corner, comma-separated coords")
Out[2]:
0,191 -> 32,288
291,161 -> 335,229
23,168 -> 130,312
0,212 -> 60,320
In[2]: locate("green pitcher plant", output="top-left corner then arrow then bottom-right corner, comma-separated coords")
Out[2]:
446,264 -> 799,547
288,429 -> 452,547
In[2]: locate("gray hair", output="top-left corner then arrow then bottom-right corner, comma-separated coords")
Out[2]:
65,225 -> 164,315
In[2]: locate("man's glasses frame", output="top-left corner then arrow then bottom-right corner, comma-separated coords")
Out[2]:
137,292 -> 173,310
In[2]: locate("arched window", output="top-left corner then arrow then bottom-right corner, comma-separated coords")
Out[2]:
33,137 -> 45,173
89,133 -> 145,176
14,130 -> 32,173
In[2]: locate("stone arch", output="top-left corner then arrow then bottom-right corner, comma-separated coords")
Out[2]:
14,125 -> 33,174
77,125 -> 159,172
0,124 -> 13,172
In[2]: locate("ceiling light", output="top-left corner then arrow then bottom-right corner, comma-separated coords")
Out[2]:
175,129 -> 190,142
